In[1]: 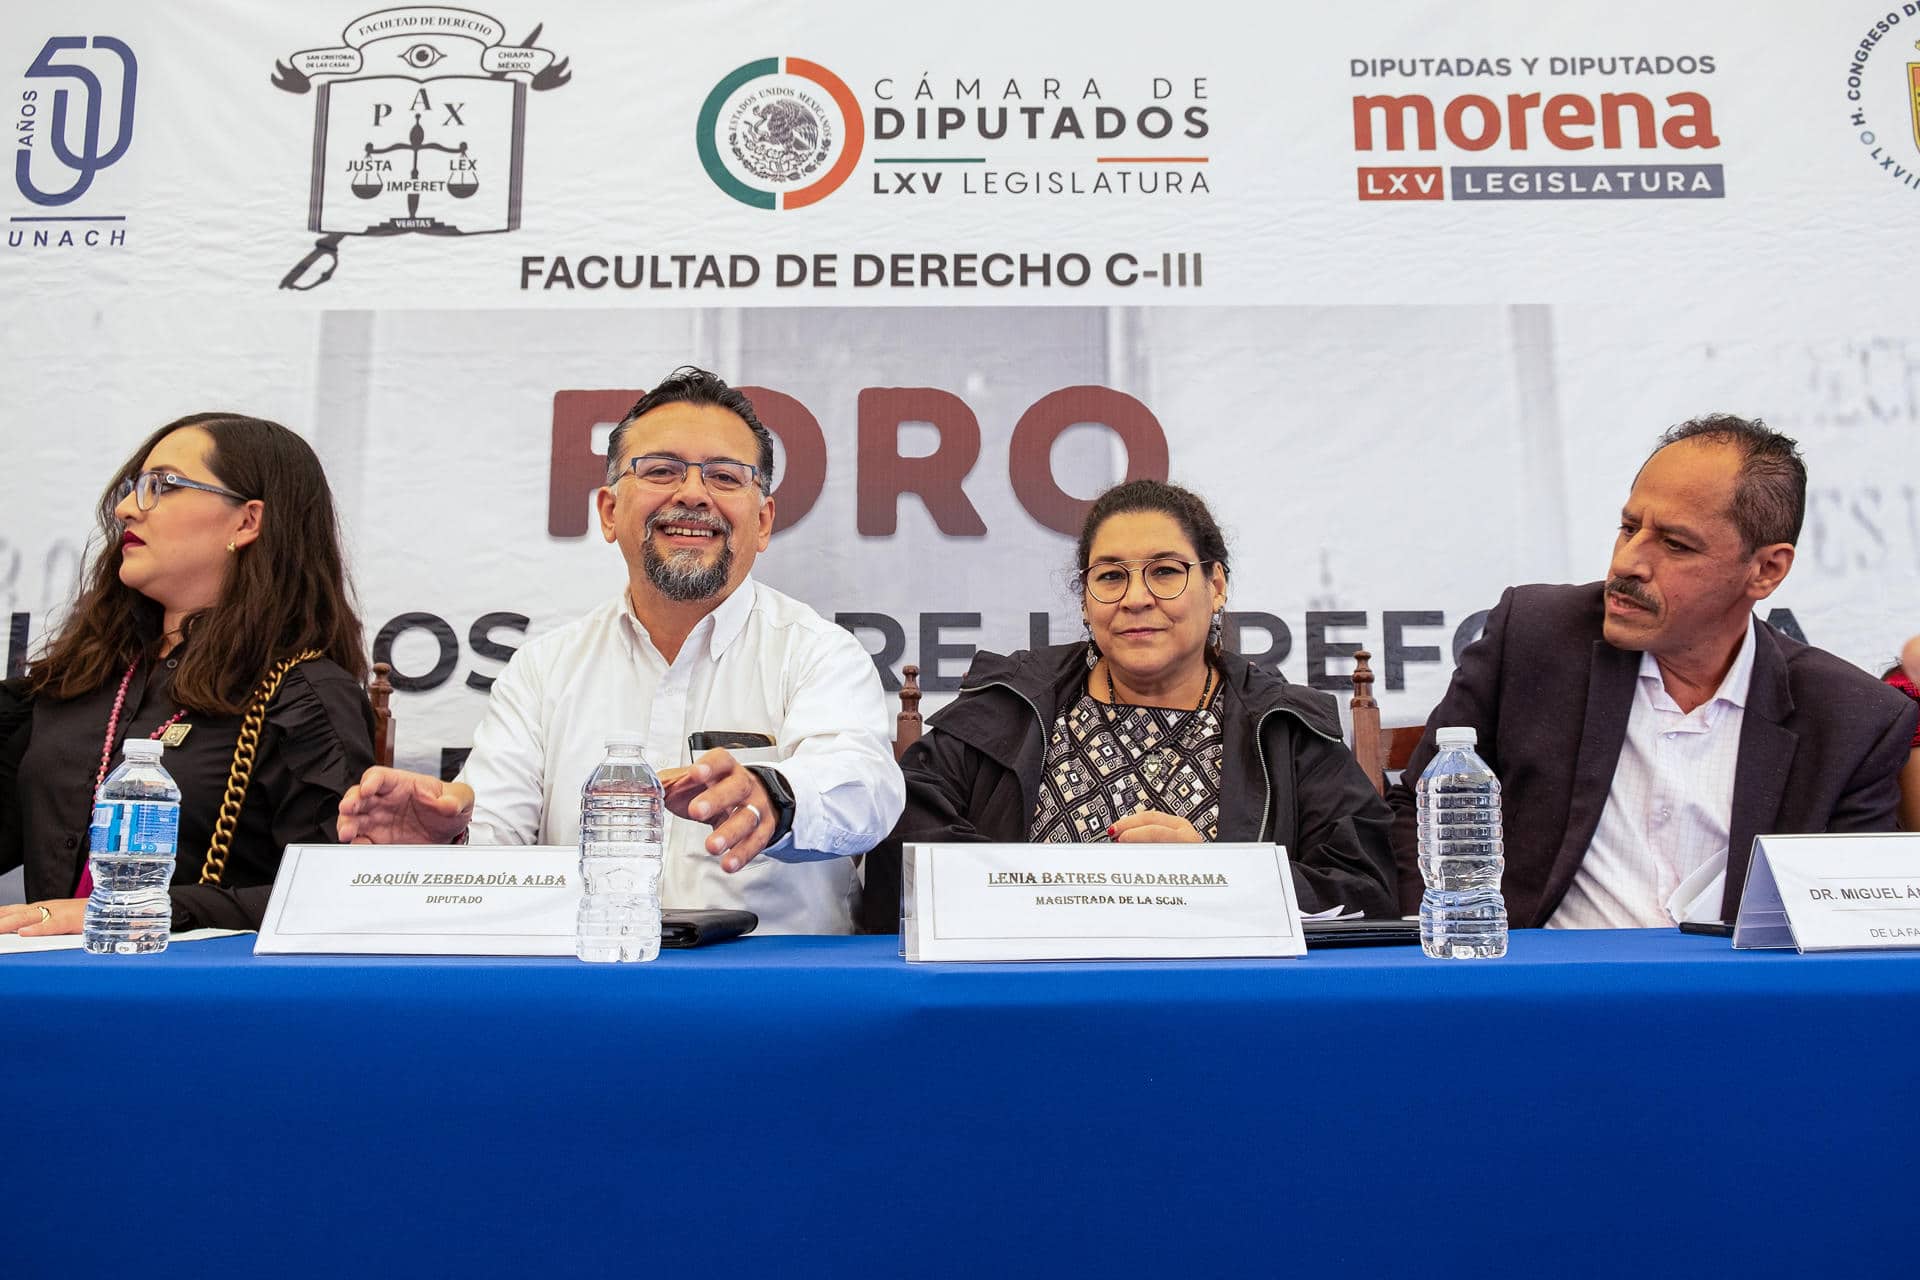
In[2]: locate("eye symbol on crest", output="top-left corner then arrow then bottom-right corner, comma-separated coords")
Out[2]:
398,43 -> 444,69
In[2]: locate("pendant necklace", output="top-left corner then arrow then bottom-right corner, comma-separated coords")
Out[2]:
95,658 -> 188,791
1100,659 -> 1215,818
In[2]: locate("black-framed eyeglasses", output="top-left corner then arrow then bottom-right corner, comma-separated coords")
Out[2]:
1078,558 -> 1209,604
114,469 -> 251,512
618,454 -> 764,495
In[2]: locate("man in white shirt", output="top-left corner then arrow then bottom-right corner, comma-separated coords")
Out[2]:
338,367 -> 904,933
1386,414 -> 1918,927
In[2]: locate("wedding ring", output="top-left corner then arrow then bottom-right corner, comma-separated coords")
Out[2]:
37,906 -> 52,925
743,803 -> 764,829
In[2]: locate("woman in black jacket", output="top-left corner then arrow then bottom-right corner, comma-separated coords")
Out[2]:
862,479 -> 1397,930
0,413 -> 374,938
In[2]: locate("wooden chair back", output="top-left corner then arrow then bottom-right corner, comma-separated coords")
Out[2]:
1349,649 -> 1423,796
368,661 -> 395,769
894,664 -> 923,762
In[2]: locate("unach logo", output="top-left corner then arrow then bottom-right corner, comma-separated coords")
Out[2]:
14,36 -> 137,207
698,57 -> 863,209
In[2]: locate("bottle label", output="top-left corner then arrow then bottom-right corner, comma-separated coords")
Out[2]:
88,803 -> 114,852
88,801 -> 180,855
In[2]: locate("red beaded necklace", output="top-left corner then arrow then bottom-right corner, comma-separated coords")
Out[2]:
95,657 -> 187,791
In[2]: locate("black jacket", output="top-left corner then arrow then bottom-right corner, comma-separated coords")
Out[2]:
1385,582 -> 1920,925
859,644 -> 1398,931
1,662 -> 375,931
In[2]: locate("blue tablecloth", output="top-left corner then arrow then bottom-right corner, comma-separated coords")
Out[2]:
2,930 -> 1915,1278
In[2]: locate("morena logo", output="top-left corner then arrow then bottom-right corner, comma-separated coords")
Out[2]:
1351,90 -> 1721,152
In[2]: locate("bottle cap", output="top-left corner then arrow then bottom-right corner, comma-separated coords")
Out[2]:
121,739 -> 166,760
603,731 -> 646,750
1435,726 -> 1478,748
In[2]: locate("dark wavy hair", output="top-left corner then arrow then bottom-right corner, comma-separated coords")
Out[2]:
1075,479 -> 1232,580
606,366 -> 776,493
31,413 -> 368,714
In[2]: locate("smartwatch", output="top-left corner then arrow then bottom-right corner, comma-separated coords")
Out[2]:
746,765 -> 797,845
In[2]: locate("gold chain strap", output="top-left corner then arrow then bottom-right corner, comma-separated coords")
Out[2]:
199,650 -> 323,886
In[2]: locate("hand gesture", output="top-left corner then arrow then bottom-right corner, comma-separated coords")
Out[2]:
336,768 -> 475,844
659,748 -> 777,873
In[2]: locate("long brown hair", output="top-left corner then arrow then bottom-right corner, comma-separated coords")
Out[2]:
31,412 -> 368,713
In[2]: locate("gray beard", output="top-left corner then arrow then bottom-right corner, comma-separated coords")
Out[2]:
643,536 -> 733,602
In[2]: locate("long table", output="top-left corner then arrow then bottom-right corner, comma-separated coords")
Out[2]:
3,930 -> 1915,1278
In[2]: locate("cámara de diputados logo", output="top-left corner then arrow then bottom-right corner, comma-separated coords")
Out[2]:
698,57 -> 865,210
696,63 -> 1211,209
271,6 -> 570,288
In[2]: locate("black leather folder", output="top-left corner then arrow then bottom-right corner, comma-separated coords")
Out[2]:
661,908 -> 759,948
1303,918 -> 1422,948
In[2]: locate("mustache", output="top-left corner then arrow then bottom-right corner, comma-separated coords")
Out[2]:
645,507 -> 732,537
1605,576 -> 1658,612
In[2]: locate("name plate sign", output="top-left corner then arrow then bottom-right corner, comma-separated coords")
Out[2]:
1733,833 -> 1920,952
903,842 -> 1304,962
256,845 -> 581,956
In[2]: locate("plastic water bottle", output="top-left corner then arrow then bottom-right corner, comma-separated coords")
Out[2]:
1417,726 -> 1508,959
84,738 -> 181,955
577,733 -> 665,963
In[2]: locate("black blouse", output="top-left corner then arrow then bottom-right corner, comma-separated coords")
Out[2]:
1,653 -> 375,929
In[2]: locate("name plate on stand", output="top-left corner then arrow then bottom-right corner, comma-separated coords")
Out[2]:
902,842 -> 1304,962
256,845 -> 581,956
1733,833 -> 1920,952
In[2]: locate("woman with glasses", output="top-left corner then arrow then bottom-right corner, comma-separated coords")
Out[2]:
0,413 -> 374,937
860,478 -> 1396,930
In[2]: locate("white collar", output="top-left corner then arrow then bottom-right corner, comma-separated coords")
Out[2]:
1637,614 -> 1757,716
619,575 -> 758,663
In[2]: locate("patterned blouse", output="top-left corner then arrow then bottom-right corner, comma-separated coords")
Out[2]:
1027,688 -> 1226,843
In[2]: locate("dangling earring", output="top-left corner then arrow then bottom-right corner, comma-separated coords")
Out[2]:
1083,618 -> 1100,670
1209,609 -> 1224,652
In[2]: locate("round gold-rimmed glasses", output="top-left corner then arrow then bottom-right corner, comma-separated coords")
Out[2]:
1078,558 -> 1208,604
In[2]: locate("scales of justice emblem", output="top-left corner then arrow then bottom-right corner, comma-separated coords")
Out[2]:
271,7 -> 569,289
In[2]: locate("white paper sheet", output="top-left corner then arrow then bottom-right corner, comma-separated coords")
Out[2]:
1666,852 -> 1727,925
0,927 -> 246,955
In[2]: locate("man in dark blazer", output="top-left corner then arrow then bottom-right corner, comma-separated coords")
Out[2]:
1388,415 -> 1918,928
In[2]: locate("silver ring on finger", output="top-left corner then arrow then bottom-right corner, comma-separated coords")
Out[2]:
743,802 -> 763,829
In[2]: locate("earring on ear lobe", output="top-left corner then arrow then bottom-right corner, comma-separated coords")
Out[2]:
1084,619 -> 1101,670
1209,609 -> 1224,651
226,542 -> 237,553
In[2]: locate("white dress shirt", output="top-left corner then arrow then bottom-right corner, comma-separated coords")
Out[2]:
1548,620 -> 1756,930
456,577 -> 905,934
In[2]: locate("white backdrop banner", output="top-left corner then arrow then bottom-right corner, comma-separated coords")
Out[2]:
3,1 -> 1917,771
